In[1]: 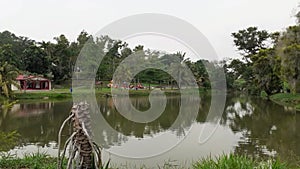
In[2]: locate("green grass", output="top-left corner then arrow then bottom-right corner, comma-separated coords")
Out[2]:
11,88 -> 208,100
0,154 -> 292,169
193,154 -> 287,169
0,153 -> 66,169
0,131 -> 20,152
13,89 -> 71,100
270,93 -> 300,111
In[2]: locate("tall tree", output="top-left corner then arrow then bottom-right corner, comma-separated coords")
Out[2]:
0,31 -> 35,69
188,59 -> 210,88
23,45 -> 50,75
232,27 -> 270,62
276,25 -> 300,93
252,49 -> 282,97
281,44 -> 300,93
96,37 -> 127,81
52,35 -> 72,83
231,27 -> 272,93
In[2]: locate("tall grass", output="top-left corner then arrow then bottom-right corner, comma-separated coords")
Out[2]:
0,154 -> 291,169
193,154 -> 287,169
0,153 -> 66,169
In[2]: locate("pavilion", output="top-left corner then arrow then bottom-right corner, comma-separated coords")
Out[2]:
12,75 -> 51,91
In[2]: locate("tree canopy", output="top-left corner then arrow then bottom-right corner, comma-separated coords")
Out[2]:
1,10 -> 300,97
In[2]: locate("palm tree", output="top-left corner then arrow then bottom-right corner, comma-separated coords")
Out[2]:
0,62 -> 20,98
57,102 -> 103,169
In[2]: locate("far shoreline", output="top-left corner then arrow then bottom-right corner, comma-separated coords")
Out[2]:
1,88 -> 299,112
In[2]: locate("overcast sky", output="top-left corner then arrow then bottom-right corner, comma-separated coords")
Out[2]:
0,0 -> 299,60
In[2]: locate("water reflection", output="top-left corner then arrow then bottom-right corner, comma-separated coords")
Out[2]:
10,102 -> 53,117
97,96 -> 197,138
0,101 -> 72,147
0,95 -> 298,167
102,123 -> 241,168
223,95 -> 299,165
92,95 -> 201,158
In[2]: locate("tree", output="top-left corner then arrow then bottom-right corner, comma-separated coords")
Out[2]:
227,59 -> 249,91
0,31 -> 35,69
77,30 -> 92,47
231,27 -> 275,94
295,11 -> 300,24
189,59 -> 210,88
252,49 -> 282,97
0,62 -> 19,98
120,46 -> 132,59
232,27 -> 270,62
281,44 -> 300,93
51,35 -> 72,83
0,44 -> 17,67
133,45 -> 144,52
69,31 -> 93,68
23,45 -> 50,75
276,25 -> 300,93
96,37 -> 124,81
219,58 -> 235,89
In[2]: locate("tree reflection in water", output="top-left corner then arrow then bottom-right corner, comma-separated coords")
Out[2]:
94,96 -> 199,149
223,95 -> 299,166
0,95 -> 298,166
0,101 -> 73,148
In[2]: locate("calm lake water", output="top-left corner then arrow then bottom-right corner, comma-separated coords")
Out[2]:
0,94 -> 299,167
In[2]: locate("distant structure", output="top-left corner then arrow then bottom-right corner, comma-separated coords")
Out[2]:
12,75 -> 51,91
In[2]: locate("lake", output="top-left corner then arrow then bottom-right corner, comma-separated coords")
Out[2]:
0,94 -> 299,168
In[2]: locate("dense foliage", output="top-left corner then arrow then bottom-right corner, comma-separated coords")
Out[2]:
0,13 -> 300,98
227,21 -> 300,96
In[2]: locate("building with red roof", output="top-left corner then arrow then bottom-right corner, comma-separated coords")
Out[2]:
12,75 -> 51,91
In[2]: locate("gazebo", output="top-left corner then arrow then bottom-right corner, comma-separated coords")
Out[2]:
12,75 -> 51,91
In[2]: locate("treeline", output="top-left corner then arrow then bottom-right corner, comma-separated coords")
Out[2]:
0,12 -> 300,98
0,30 -> 212,91
0,31 -> 93,84
226,21 -> 300,96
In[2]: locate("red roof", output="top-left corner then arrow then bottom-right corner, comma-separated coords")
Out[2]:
16,75 -> 49,81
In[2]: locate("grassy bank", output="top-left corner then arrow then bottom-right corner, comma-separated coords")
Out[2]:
0,153 -> 65,169
14,89 -> 71,100
270,93 -> 300,111
12,88 -> 208,100
0,154 -> 291,169
13,88 -> 178,100
194,154 -> 289,169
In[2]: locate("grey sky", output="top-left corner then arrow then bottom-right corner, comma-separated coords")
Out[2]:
0,0 -> 299,60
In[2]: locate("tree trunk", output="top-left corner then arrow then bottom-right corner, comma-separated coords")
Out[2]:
71,102 -> 94,169
57,102 -> 102,169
